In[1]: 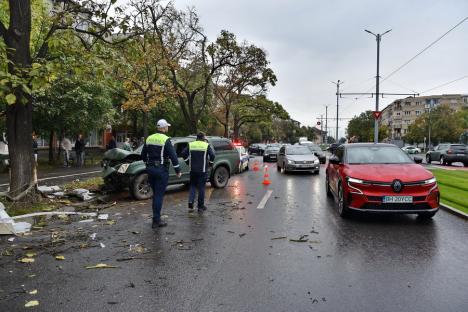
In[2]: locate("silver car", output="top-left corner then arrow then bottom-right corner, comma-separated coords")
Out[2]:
277,145 -> 320,174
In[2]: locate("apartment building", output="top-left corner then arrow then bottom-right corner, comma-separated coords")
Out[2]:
380,94 -> 468,140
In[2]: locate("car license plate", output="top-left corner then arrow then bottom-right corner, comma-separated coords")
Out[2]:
457,153 -> 465,156
117,163 -> 130,173
383,196 -> 413,203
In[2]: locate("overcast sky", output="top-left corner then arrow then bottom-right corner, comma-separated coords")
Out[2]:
172,0 -> 467,138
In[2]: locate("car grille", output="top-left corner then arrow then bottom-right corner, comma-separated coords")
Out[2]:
361,203 -> 431,210
294,160 -> 313,164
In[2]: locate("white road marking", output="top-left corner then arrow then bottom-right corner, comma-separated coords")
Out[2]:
257,190 -> 273,209
0,170 -> 102,187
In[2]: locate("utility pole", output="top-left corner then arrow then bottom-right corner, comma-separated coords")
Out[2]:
320,115 -> 324,143
324,105 -> 329,144
331,80 -> 343,142
365,29 -> 392,143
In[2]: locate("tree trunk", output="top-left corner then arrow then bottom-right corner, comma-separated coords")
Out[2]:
142,111 -> 148,138
49,130 -> 55,164
4,0 -> 35,198
132,111 -> 138,137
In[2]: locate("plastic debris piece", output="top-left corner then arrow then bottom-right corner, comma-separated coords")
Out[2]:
89,233 -> 97,240
8,237 -> 15,242
18,258 -> 35,263
25,300 -> 39,308
85,263 -> 119,269
79,219 -> 94,223
98,214 -> 109,220
55,255 -> 65,260
100,242 -> 106,248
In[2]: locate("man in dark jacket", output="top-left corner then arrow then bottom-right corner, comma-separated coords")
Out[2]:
75,134 -> 85,167
182,132 -> 215,213
141,119 -> 181,228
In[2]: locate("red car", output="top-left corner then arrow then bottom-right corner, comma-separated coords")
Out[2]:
326,143 -> 439,219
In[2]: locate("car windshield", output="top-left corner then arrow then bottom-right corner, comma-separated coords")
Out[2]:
265,148 -> 279,153
347,146 -> 413,164
451,145 -> 466,151
286,146 -> 313,155
307,145 -> 322,152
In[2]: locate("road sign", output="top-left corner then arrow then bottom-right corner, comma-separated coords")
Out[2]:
373,111 -> 382,119
317,121 -> 321,126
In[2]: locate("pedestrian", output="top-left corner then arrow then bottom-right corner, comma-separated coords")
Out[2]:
141,119 -> 181,228
75,134 -> 85,168
122,137 -> 133,151
61,136 -> 72,167
131,137 -> 139,150
182,132 -> 215,213
32,134 -> 38,164
106,136 -> 117,150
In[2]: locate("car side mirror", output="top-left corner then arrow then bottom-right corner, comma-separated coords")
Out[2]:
413,156 -> 423,164
329,155 -> 340,165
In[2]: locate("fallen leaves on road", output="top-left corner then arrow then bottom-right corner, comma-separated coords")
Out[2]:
18,257 -> 35,263
55,255 -> 65,260
28,289 -> 38,295
25,300 -> 39,308
239,233 -> 246,238
25,252 -> 37,258
85,263 -> 119,269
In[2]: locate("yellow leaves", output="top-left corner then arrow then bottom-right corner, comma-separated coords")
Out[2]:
55,255 -> 65,260
25,300 -> 39,308
18,258 -> 35,263
85,263 -> 119,269
28,289 -> 38,295
25,252 -> 37,258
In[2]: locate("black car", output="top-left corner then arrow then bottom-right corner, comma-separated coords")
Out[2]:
263,146 -> 280,162
426,143 -> 467,166
327,143 -> 341,154
305,143 -> 326,164
248,143 -> 267,156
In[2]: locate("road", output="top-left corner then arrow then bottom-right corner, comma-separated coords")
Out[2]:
1,157 -> 468,311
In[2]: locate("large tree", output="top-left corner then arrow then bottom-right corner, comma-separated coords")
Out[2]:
347,110 -> 388,142
0,0 -> 128,199
213,41 -> 277,137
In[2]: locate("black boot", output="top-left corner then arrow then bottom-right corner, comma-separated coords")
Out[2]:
152,220 -> 168,228
188,202 -> 194,212
198,205 -> 207,213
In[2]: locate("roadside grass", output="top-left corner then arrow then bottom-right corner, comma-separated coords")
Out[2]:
63,177 -> 104,191
429,169 -> 468,215
3,199 -> 60,217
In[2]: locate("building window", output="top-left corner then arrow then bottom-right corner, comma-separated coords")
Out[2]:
396,112 -> 401,116
415,111 -> 421,115
404,111 -> 411,115
415,101 -> 421,105
405,101 -> 411,106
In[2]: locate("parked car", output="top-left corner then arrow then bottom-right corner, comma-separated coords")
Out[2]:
263,146 -> 280,162
326,143 -> 439,219
248,143 -> 267,155
235,145 -> 249,173
102,136 -> 240,200
401,146 -> 421,154
277,145 -> 320,174
302,142 -> 326,164
426,143 -> 467,166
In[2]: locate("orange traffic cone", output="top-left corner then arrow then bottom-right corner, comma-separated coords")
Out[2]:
262,166 -> 271,185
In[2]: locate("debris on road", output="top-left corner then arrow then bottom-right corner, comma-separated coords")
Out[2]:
55,255 -> 65,260
85,263 -> 119,269
0,203 -> 32,235
71,188 -> 94,201
289,235 -> 309,243
18,257 -> 35,263
25,300 -> 39,308
28,289 -> 38,295
271,236 -> 287,240
239,233 -> 246,238
98,214 -> 109,220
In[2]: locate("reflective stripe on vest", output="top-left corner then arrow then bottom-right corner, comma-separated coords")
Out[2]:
146,133 -> 169,164
189,140 -> 209,172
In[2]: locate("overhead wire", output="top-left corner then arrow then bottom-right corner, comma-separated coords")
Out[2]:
420,74 -> 468,94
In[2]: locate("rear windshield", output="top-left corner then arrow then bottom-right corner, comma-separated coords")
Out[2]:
346,146 -> 413,164
286,146 -> 313,155
451,145 -> 466,150
307,145 -> 322,152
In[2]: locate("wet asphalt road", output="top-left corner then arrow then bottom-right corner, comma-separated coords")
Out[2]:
1,157 -> 468,312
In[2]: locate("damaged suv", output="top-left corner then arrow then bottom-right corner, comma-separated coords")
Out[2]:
101,136 -> 240,200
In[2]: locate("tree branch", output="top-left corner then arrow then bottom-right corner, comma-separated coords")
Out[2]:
0,20 -> 7,40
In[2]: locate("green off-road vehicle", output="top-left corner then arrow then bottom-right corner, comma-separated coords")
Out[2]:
101,136 -> 240,200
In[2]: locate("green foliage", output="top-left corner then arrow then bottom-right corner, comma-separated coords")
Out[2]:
347,110 -> 387,142
405,105 -> 465,144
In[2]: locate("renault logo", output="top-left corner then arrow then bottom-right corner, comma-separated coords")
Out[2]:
392,179 -> 403,193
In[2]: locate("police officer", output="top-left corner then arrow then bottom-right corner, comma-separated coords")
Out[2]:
182,132 -> 215,213
141,119 -> 181,228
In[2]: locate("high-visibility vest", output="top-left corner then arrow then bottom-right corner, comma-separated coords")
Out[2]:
188,140 -> 210,172
145,133 -> 170,165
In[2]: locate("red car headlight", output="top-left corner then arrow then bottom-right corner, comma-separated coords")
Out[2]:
347,177 -> 364,194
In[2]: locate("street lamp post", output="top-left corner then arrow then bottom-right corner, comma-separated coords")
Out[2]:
365,29 -> 392,143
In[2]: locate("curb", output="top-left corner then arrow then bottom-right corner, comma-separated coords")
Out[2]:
440,203 -> 468,220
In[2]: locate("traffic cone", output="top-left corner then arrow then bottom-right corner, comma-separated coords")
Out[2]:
253,160 -> 260,171
262,166 -> 271,185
